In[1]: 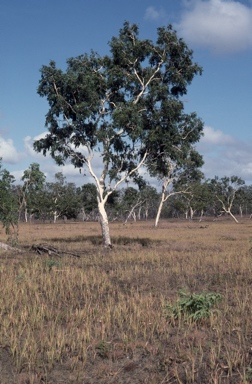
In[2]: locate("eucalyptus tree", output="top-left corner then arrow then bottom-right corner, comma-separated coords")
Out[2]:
238,185 -> 252,217
138,185 -> 159,220
209,176 -> 245,223
233,185 -> 252,218
81,183 -> 98,220
18,163 -> 46,222
0,162 -> 18,241
177,180 -> 211,220
153,149 -> 204,227
45,172 -> 82,222
120,187 -> 141,223
34,22 -> 203,247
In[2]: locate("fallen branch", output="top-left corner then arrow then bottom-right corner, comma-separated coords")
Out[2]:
0,242 -> 23,252
31,243 -> 80,258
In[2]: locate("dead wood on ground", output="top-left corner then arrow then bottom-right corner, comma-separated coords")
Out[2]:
31,243 -> 80,258
0,242 -> 23,252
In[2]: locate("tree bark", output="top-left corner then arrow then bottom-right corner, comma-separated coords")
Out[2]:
155,197 -> 164,227
227,210 -> 239,223
199,209 -> 204,222
98,201 -> 112,248
190,206 -> 195,220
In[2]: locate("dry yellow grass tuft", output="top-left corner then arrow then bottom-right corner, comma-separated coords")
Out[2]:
0,218 -> 252,383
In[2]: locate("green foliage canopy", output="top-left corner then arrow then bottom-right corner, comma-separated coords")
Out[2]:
0,161 -> 18,237
34,22 -> 204,189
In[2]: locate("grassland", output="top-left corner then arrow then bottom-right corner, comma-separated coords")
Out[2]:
0,218 -> 252,383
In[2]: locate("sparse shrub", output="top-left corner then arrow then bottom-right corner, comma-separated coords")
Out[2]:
45,259 -> 61,271
165,290 -> 222,322
96,340 -> 110,359
16,273 -> 25,282
245,367 -> 252,383
113,236 -> 152,247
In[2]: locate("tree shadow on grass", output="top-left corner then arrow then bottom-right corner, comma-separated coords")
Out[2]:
45,235 -> 162,247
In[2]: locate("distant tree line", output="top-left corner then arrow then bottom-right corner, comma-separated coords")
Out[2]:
0,160 -> 251,243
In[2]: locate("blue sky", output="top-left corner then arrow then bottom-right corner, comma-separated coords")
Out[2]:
1,0 -> 252,186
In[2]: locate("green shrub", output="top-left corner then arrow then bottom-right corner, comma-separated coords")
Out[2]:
165,290 -> 222,322
45,259 -> 61,271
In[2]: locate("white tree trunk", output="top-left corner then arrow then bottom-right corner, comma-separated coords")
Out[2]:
80,208 -> 87,221
155,196 -> 164,228
98,201 -> 112,248
53,211 -> 60,223
24,207 -> 28,223
137,206 -> 142,221
199,209 -> 204,222
124,200 -> 142,224
190,206 -> 195,220
227,209 -> 239,223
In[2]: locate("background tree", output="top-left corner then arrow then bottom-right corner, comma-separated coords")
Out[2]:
152,149 -> 204,227
18,163 -> 46,222
177,180 -> 211,220
120,187 -> 141,223
106,190 -> 121,221
81,183 -> 98,221
34,22 -> 203,247
0,162 -> 18,242
233,185 -> 251,218
45,173 -> 82,222
209,176 -> 245,223
138,185 -> 159,220
238,185 -> 252,217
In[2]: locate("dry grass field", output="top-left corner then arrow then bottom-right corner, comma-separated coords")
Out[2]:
0,218 -> 252,383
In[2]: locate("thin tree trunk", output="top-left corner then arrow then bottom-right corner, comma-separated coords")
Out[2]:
24,207 -> 28,223
190,206 -> 196,220
81,208 -> 87,221
98,201 -> 112,248
137,206 -> 142,221
124,200 -> 142,224
53,211 -> 58,223
199,209 -> 204,222
227,210 -> 239,223
155,197 -> 164,227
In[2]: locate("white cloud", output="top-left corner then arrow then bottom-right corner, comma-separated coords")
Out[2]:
144,6 -> 166,21
197,126 -> 252,183
176,0 -> 252,53
201,126 -> 235,145
0,136 -> 22,164
24,133 -> 48,158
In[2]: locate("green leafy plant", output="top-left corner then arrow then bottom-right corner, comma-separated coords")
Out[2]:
165,290 -> 222,322
0,163 -> 19,242
45,259 -> 61,271
245,367 -> 252,383
96,340 -> 110,359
